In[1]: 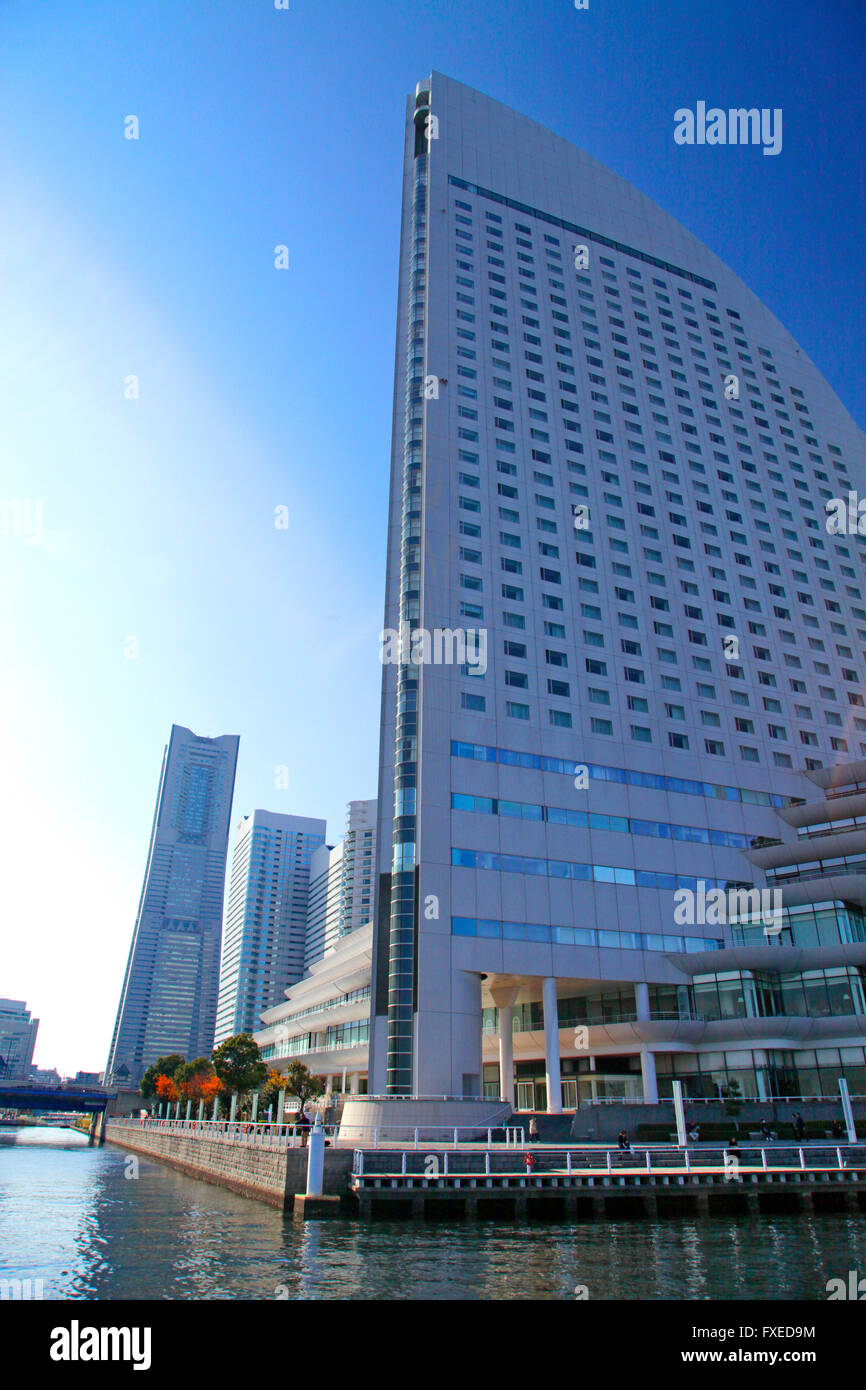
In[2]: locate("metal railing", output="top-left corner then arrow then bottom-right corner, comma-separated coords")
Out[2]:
112,1117 -> 341,1148
582,1093 -> 866,1106
351,1142 -> 866,1180
113,1115 -> 520,1149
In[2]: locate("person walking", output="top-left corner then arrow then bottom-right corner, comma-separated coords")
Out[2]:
528,1116 -> 539,1143
297,1108 -> 311,1146
793,1111 -> 805,1142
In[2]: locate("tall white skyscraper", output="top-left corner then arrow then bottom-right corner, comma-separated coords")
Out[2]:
340,799 -> 377,939
215,810 -> 326,1043
0,999 -> 39,1081
106,725 -> 239,1086
304,799 -> 377,972
368,73 -> 866,1109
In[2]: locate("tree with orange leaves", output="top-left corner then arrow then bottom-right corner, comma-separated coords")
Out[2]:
155,1073 -> 179,1105
176,1057 -> 220,1105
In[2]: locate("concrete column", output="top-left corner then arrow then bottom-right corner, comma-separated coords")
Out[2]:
489,985 -> 519,1106
542,976 -> 563,1114
416,968 -> 483,1097
498,1006 -> 515,1106
634,981 -> 651,1021
306,1115 -> 325,1197
640,1047 -> 658,1104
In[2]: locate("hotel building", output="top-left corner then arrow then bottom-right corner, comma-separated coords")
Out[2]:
362,73 -> 866,1112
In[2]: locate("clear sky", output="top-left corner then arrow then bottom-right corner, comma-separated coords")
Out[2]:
1,0 -> 863,1077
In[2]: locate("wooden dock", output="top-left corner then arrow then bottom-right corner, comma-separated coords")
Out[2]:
348,1145 -> 866,1220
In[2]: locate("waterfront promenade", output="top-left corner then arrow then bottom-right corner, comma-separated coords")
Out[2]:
106,1117 -> 866,1221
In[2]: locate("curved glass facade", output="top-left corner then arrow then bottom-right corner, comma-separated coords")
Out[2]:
731,901 -> 866,948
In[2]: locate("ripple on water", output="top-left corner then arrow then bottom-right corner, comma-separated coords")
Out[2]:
1,1133 -> 864,1299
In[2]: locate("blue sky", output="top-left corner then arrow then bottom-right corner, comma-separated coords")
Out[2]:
1,0 -> 863,1075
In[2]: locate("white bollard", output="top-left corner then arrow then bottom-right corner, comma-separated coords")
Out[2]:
306,1114 -> 325,1197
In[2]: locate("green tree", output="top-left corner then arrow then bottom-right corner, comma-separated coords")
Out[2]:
140,1054 -> 186,1099
282,1061 -> 326,1118
210,1034 -> 267,1099
258,1069 -> 288,1117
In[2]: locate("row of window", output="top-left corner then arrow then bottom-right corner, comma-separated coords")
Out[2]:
451,738 -> 796,807
452,914 -> 723,952
450,791 -> 751,848
445,198 -> 863,756
451,846 -> 745,891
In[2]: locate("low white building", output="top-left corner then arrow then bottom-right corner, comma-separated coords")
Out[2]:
255,923 -> 372,1097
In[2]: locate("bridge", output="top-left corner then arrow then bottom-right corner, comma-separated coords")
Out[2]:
0,1084 -> 116,1143
0,1083 -> 112,1113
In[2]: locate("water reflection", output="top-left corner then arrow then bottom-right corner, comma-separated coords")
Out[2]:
1,1128 -> 864,1300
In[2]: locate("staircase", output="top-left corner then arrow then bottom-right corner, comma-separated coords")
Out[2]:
508,1112 -> 575,1144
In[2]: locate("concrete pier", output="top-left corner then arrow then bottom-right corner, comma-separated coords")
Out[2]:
105,1119 -> 866,1224
348,1145 -> 866,1221
105,1119 -> 353,1211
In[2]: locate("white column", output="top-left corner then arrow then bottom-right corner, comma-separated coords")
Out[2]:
640,1046 -> 658,1104
542,976 -> 562,1114
306,1115 -> 325,1196
634,981 -> 651,1020
672,1078 -> 686,1146
489,984 -> 519,1106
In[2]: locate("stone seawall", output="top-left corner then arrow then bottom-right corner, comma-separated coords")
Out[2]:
105,1122 -> 354,1211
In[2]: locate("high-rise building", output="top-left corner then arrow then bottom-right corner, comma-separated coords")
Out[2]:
253,801 -> 376,1087
303,799 -> 377,972
0,999 -> 39,1081
215,810 -> 326,1043
105,724 -> 239,1086
304,840 -> 343,972
369,73 -> 866,1109
339,799 -> 377,941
